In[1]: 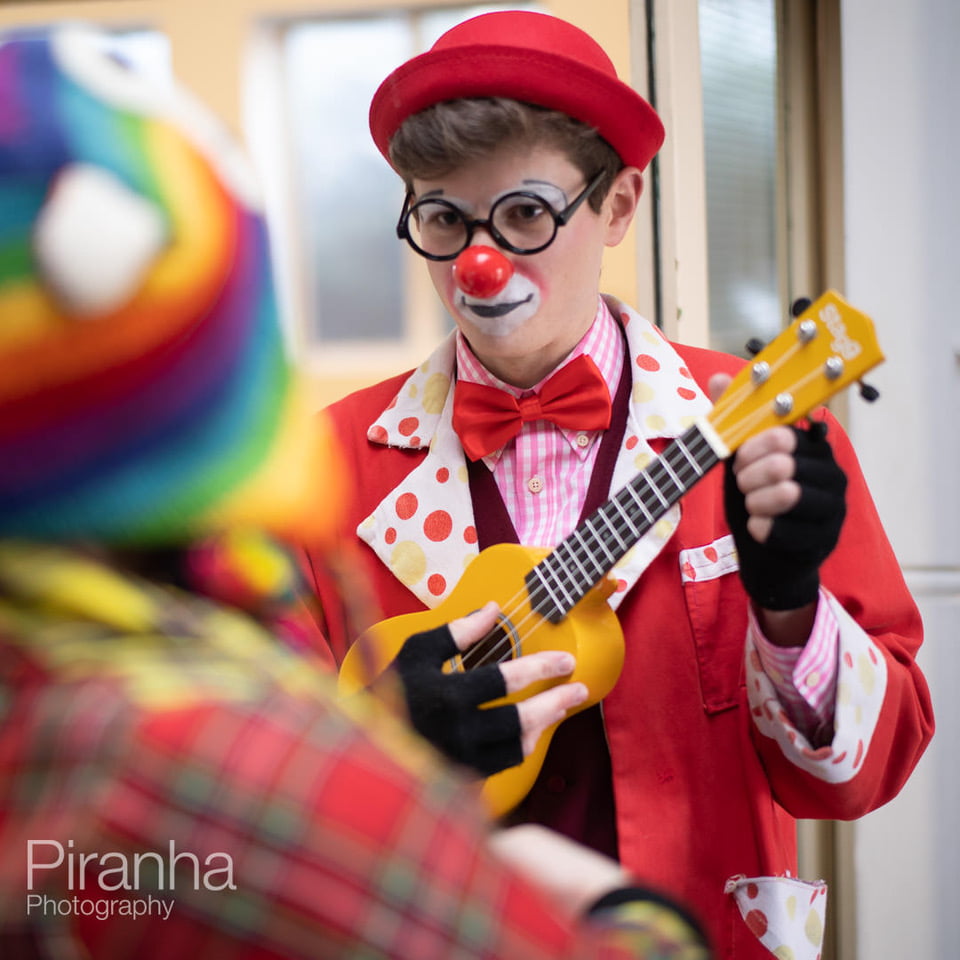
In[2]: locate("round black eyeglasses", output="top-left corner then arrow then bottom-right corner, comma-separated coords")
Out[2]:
396,170 -> 605,261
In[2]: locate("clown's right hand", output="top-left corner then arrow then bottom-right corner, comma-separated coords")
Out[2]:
391,602 -> 587,777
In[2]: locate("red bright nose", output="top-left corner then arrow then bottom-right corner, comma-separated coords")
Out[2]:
452,245 -> 513,299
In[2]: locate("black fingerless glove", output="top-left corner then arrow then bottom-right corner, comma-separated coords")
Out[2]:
724,420 -> 847,610
392,624 -> 522,777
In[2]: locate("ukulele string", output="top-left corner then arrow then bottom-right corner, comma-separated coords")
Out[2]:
460,439 -> 709,668
457,444 -> 707,670
456,553 -> 551,669
495,439 -> 708,661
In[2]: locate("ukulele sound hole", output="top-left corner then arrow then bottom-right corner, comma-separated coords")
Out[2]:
451,614 -> 520,672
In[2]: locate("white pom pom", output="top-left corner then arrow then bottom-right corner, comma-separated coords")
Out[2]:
33,163 -> 168,316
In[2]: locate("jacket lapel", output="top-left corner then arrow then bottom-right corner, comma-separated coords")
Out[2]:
358,334 -> 480,608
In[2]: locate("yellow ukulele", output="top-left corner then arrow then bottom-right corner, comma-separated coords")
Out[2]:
339,290 -> 884,818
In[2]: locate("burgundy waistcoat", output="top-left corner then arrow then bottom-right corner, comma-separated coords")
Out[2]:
465,342 -> 632,855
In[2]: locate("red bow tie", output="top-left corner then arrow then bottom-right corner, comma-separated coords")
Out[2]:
452,354 -> 612,461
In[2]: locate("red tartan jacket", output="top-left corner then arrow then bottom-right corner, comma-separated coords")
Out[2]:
0,543 -> 710,960
303,329 -> 933,959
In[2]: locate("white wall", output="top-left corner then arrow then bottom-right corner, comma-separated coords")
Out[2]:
841,0 -> 960,957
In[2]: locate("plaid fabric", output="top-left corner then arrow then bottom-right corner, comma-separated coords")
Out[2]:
0,542 -> 710,959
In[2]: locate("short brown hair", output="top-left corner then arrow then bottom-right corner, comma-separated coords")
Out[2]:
388,98 -> 623,213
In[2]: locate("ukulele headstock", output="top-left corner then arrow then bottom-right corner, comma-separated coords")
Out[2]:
707,290 -> 884,454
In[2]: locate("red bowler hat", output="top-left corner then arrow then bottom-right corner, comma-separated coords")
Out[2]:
369,10 -> 665,172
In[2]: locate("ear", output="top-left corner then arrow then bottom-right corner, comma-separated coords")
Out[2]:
603,166 -> 644,247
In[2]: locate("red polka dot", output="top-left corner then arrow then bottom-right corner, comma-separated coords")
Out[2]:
704,546 -> 718,563
682,561 -> 697,580
409,436 -> 422,448
625,435 -> 639,450
619,311 -> 631,325
831,751 -> 847,765
615,579 -> 628,592
436,467 -> 450,483
868,647 -> 878,664
746,883 -> 759,899
424,510 -> 453,542
386,396 -> 398,410
464,526 -> 478,544
396,493 -> 418,520
677,387 -> 697,400
636,354 -> 661,372
368,425 -> 388,444
427,573 -> 447,596
745,909 -> 768,938
398,417 -> 420,437
853,739 -> 865,768
843,652 -> 854,669
385,527 -> 397,544
679,366 -> 693,379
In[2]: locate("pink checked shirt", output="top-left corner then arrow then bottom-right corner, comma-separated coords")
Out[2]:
455,298 -> 839,736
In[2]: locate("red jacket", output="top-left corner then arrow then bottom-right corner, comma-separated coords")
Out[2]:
303,307 -> 932,959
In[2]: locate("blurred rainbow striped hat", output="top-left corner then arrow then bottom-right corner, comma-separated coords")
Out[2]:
0,27 -> 341,545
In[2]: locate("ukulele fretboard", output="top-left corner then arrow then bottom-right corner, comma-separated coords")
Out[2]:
524,422 -> 722,623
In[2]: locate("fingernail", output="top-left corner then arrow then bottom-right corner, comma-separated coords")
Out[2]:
555,652 -> 576,672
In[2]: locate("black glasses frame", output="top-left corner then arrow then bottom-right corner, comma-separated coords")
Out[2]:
396,170 -> 605,261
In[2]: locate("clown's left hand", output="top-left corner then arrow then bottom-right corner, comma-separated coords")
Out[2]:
709,374 -> 848,624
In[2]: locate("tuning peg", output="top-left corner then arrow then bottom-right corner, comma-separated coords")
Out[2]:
744,337 -> 766,357
791,296 -> 813,317
858,381 -> 880,402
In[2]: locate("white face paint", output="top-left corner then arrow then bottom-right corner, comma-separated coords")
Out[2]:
430,178 -> 569,338
454,270 -> 542,338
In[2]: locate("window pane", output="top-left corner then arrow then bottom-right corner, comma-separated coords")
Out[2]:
699,0 -> 780,357
284,18 -> 411,343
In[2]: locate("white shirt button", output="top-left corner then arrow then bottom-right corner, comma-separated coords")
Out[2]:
527,476 -> 544,494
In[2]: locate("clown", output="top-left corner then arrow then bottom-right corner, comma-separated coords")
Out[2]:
303,11 -> 933,960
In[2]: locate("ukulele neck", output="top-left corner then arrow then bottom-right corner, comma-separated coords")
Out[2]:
525,421 -> 725,623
